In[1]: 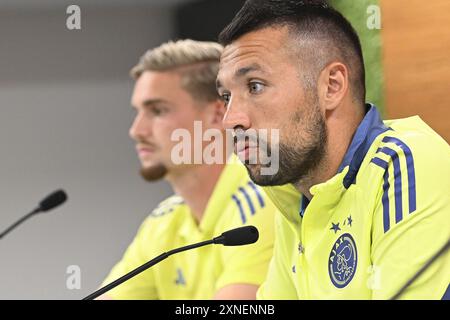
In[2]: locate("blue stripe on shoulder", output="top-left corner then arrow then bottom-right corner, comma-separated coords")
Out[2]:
239,186 -> 255,215
247,181 -> 265,208
371,157 -> 391,232
231,194 -> 246,224
382,136 -> 416,213
377,146 -> 403,225
370,136 -> 417,233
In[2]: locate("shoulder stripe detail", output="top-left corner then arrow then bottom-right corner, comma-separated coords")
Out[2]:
231,182 -> 266,224
370,156 -> 388,169
382,136 -> 416,213
370,136 -> 417,233
231,194 -> 246,224
377,146 -> 403,225
371,157 -> 391,232
239,187 -> 255,215
247,181 -> 265,208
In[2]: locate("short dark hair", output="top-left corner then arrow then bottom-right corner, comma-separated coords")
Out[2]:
218,0 -> 366,105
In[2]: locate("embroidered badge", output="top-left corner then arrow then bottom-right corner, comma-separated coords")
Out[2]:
328,233 -> 357,288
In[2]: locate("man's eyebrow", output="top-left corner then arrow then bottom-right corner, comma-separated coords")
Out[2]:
131,98 -> 170,109
216,63 -> 267,91
235,63 -> 266,78
142,98 -> 169,107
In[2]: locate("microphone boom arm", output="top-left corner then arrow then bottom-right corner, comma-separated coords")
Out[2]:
82,239 -> 215,300
0,208 -> 40,240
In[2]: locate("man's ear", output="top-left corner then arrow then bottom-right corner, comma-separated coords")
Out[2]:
318,62 -> 349,112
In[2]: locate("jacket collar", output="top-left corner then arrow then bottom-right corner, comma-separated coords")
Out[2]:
263,104 -> 388,220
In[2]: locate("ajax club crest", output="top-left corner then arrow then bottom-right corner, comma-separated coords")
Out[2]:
328,233 -> 357,288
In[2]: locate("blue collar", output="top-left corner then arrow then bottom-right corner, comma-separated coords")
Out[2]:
299,195 -> 310,218
340,104 -> 389,188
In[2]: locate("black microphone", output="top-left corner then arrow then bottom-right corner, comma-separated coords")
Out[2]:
212,225 -> 259,246
0,189 -> 67,240
83,225 -> 259,300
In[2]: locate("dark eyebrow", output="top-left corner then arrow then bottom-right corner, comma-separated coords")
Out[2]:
216,63 -> 266,91
142,98 -> 169,107
235,63 -> 266,78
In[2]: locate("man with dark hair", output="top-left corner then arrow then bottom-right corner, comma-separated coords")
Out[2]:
216,0 -> 449,299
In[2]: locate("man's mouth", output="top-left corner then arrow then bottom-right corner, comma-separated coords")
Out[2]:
235,143 -> 258,162
136,145 -> 156,157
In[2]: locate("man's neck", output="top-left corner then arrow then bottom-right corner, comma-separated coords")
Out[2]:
167,163 -> 225,224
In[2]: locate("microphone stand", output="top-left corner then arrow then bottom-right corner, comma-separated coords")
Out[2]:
83,239 -> 215,300
0,189 -> 67,240
0,208 -> 40,240
83,225 -> 258,300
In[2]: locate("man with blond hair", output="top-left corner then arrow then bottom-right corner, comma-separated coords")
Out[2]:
100,40 -> 276,300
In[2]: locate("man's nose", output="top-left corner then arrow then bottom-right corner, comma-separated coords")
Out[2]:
129,112 -> 151,141
222,98 -> 251,131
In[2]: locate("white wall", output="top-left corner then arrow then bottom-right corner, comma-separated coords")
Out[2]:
0,5 -> 176,299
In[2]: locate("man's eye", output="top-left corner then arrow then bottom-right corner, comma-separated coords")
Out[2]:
249,82 -> 265,94
221,93 -> 231,106
151,107 -> 164,115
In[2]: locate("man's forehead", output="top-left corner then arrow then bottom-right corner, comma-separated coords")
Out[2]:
218,27 -> 292,79
221,27 -> 288,62
131,70 -> 183,106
